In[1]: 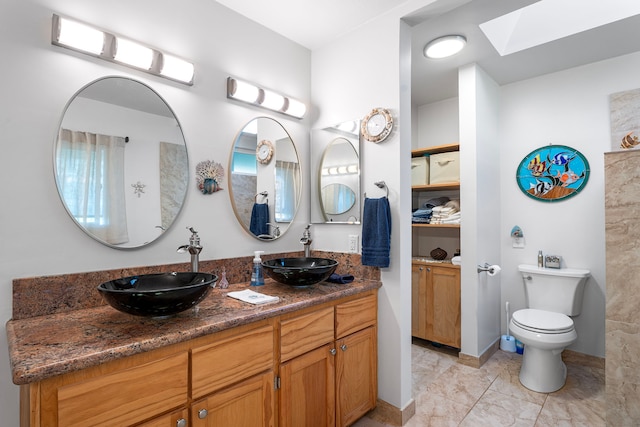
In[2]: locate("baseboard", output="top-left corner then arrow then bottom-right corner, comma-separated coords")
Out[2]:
366,398 -> 416,426
458,337 -> 500,368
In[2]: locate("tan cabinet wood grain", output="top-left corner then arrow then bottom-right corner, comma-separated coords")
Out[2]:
191,371 -> 274,427
280,306 -> 334,362
336,326 -> 377,427
136,408 -> 188,427
335,294 -> 376,339
412,263 -> 460,348
192,324 -> 274,399
56,352 -> 188,427
279,343 -> 336,427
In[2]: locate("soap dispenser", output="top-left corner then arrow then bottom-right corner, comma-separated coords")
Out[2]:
250,251 -> 265,286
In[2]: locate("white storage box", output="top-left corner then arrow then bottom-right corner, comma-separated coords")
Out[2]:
429,151 -> 460,184
411,156 -> 429,186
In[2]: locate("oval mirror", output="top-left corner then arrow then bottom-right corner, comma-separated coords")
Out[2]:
311,126 -> 360,223
229,117 -> 301,240
54,77 -> 189,248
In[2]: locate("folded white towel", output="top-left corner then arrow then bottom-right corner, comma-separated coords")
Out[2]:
227,289 -> 279,305
451,256 -> 461,265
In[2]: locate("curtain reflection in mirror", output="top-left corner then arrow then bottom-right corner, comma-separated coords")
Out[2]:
275,160 -> 300,222
57,129 -> 128,244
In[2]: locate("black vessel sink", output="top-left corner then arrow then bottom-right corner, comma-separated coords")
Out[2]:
98,272 -> 217,317
262,257 -> 338,287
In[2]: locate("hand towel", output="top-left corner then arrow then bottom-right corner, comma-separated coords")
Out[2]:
249,203 -> 269,236
362,197 -> 392,268
227,289 -> 279,305
327,273 -> 355,284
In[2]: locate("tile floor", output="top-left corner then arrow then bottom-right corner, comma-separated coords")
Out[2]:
354,339 -> 605,427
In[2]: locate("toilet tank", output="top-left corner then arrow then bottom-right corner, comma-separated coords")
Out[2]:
518,264 -> 590,316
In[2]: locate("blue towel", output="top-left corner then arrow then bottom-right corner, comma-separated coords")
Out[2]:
249,203 -> 269,236
327,273 -> 355,284
362,197 -> 391,268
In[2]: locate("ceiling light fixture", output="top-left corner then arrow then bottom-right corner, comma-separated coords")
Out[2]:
226,77 -> 307,119
51,14 -> 195,85
423,35 -> 467,59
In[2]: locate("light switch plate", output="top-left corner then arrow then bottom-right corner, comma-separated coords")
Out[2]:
348,235 -> 359,253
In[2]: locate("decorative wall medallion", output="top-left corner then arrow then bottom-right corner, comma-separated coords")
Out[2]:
361,108 -> 393,143
256,139 -> 274,164
196,160 -> 224,194
516,145 -> 590,202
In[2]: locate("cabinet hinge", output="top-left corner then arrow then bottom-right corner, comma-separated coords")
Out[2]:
274,375 -> 281,390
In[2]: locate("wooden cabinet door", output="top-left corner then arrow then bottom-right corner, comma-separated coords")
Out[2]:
192,324 -> 273,399
137,408 -> 188,427
279,343 -> 336,427
411,264 -> 428,339
52,352 -> 188,427
335,326 -> 377,427
426,266 -> 461,348
191,371 -> 274,427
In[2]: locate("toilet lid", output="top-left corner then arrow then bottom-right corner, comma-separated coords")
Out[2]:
512,309 -> 574,334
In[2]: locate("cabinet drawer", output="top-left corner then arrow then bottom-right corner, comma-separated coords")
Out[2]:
336,294 -> 377,339
192,324 -> 274,399
57,352 -> 188,427
281,307 -> 334,362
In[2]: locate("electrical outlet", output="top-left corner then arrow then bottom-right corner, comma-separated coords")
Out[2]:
348,235 -> 359,253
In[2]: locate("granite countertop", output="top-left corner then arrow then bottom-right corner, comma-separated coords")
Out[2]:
7,278 -> 381,385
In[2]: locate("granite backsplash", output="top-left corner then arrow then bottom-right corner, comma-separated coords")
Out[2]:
12,251 -> 379,320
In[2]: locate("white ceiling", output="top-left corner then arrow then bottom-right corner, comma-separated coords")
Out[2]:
214,0 -> 413,51
215,0 -> 640,106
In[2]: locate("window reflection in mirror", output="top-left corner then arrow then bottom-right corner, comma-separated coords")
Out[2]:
229,117 -> 301,240
310,121 -> 361,224
54,77 -> 188,248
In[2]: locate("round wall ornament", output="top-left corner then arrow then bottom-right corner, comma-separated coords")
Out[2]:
516,144 -> 589,202
361,108 -> 393,143
256,139 -> 274,164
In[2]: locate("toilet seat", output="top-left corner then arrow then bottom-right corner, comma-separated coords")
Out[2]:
512,309 -> 574,334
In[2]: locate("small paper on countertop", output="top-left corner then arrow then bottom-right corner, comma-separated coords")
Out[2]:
226,289 -> 280,305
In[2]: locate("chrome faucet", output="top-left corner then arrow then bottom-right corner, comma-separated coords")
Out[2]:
300,224 -> 312,258
177,227 -> 203,272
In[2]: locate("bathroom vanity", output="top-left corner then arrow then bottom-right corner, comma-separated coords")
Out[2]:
7,259 -> 380,427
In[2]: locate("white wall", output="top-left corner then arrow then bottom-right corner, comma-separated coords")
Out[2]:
311,0 -> 443,414
459,64 -> 502,358
499,52 -> 640,358
0,0 -> 310,424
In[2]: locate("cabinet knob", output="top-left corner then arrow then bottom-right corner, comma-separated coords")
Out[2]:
419,267 -> 423,271
176,419 -> 187,427
329,348 -> 336,355
198,409 -> 208,419
426,267 -> 431,272
340,344 -> 347,352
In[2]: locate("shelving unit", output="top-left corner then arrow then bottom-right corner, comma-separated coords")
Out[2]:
411,142 -> 461,348
411,143 -> 460,229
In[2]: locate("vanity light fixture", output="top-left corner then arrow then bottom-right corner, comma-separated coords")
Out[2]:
227,77 -> 307,119
423,35 -> 467,59
51,14 -> 195,85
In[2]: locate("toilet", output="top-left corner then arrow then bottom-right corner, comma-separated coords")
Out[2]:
509,264 -> 590,393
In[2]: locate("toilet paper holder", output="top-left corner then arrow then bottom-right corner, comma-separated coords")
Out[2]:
477,263 -> 501,275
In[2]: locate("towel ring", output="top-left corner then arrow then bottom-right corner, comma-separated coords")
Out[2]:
255,191 -> 268,203
365,181 -> 389,198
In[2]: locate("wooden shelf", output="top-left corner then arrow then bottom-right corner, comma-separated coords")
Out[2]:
412,223 -> 460,229
412,182 -> 459,191
411,143 -> 459,157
